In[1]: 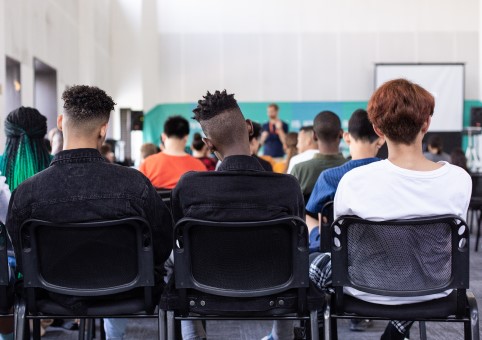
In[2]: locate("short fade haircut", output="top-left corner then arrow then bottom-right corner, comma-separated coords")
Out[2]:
313,111 -> 342,143
300,125 -> 314,133
62,85 -> 116,131
268,103 -> 279,111
368,79 -> 434,145
348,109 -> 379,143
192,90 -> 246,147
164,116 -> 190,139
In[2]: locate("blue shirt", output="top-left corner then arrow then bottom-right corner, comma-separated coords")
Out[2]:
306,157 -> 380,214
262,121 -> 288,158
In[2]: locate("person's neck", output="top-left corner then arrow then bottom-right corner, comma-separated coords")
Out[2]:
63,139 -> 100,151
317,142 -> 340,155
387,140 -> 442,171
163,138 -> 187,156
300,145 -> 318,154
349,143 -> 378,160
219,146 -> 251,161
192,150 -> 205,158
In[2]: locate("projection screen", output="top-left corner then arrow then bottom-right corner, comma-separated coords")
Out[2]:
375,63 -> 464,132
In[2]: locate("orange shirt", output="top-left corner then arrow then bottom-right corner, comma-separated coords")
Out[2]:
139,153 -> 207,189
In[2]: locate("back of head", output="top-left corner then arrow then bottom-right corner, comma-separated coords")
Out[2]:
451,148 -> 468,172
1,106 -> 51,190
140,143 -> 158,159
285,132 -> 298,150
62,85 -> 116,135
250,122 -> 262,142
313,111 -> 342,143
348,109 -> 378,143
368,79 -> 434,145
193,90 -> 248,154
164,116 -> 190,139
427,135 -> 443,154
191,133 -> 205,151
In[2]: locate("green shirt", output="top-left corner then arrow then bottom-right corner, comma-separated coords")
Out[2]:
291,153 -> 346,196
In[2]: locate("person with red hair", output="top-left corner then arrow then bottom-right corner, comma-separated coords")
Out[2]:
309,79 -> 471,340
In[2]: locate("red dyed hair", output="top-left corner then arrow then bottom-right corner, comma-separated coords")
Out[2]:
367,79 -> 434,145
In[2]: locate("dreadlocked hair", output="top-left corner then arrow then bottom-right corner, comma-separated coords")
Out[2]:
1,107 -> 51,190
192,90 -> 240,121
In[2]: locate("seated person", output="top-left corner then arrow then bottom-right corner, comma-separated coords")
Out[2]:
249,122 -> 274,171
309,79 -> 471,340
139,116 -> 207,189
191,132 -> 217,171
171,90 -> 304,340
423,134 -> 451,163
291,111 -> 346,202
273,132 -> 298,174
287,126 -> 318,174
305,109 -> 385,230
6,85 -> 173,340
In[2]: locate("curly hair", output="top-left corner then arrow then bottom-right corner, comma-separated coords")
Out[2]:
368,79 -> 434,145
192,90 -> 240,122
62,85 -> 116,125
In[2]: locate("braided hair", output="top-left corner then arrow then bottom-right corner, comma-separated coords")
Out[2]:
1,107 -> 51,190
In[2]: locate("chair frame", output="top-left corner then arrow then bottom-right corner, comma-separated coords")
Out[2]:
324,214 -> 479,340
164,216 -> 321,340
318,201 -> 334,253
14,217 -> 166,340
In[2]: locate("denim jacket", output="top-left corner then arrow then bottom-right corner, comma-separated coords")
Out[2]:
6,148 -> 173,281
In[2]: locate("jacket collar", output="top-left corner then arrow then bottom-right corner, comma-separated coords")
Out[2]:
217,155 -> 265,172
51,148 -> 106,165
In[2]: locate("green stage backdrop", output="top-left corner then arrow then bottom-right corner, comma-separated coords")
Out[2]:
143,100 -> 482,151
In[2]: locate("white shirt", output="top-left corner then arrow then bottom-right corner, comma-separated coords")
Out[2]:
334,160 -> 472,305
287,149 -> 319,174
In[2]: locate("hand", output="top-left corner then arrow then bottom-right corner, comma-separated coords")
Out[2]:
261,131 -> 269,140
275,120 -> 283,130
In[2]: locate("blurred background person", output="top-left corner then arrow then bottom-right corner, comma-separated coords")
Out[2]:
48,127 -> 64,155
100,144 -> 115,163
451,147 -> 469,173
191,132 -> 217,171
273,132 -> 298,173
260,103 -> 288,158
287,126 -> 318,174
424,134 -> 451,163
140,143 -> 159,163
250,122 -> 273,171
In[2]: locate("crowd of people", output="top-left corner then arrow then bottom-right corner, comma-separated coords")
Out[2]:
0,78 -> 473,340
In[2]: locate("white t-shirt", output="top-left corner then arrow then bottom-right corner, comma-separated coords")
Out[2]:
334,160 -> 472,305
287,149 -> 319,174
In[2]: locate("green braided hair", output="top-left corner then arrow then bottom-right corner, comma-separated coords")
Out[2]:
0,107 -> 51,191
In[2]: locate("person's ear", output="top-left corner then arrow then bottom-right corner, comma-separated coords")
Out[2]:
374,136 -> 386,149
161,133 -> 167,144
246,119 -> 254,137
343,132 -> 351,145
57,114 -> 63,131
100,123 -> 108,140
373,125 -> 385,139
339,129 -> 344,139
202,137 -> 216,153
421,115 -> 431,134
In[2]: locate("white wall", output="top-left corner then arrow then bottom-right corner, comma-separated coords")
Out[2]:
154,0 -> 480,103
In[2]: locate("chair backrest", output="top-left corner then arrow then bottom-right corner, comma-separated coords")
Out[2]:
20,218 -> 155,298
331,215 -> 469,298
319,201 -> 334,252
174,217 -> 309,298
156,189 -> 172,208
0,223 -> 10,314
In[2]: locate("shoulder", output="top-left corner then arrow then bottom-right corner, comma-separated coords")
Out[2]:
443,163 -> 471,182
338,160 -> 385,184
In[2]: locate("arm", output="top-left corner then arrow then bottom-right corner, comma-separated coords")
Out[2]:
275,120 -> 287,146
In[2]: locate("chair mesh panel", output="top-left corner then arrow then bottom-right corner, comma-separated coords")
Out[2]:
36,224 -> 138,289
347,222 -> 452,292
189,225 -> 292,290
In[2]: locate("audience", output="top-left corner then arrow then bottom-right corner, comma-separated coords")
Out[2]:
250,122 -> 274,171
171,90 -> 305,340
309,79 -> 471,340
191,132 -> 217,171
451,147 -> 469,172
48,127 -> 64,155
291,111 -> 346,201
139,143 -> 159,163
0,107 -> 52,191
424,134 -> 451,162
273,132 -> 298,173
139,116 -> 207,189
305,109 -> 384,230
260,104 -> 288,158
100,143 -> 115,163
6,85 -> 173,340
287,126 -> 318,174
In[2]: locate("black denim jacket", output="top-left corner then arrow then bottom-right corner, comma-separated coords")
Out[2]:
6,148 -> 173,280
171,155 -> 305,223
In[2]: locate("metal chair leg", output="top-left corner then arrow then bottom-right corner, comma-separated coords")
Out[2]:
323,295 -> 331,340
159,310 -> 166,340
476,210 -> 482,252
86,319 -> 94,340
167,311 -> 175,340
32,319 -> 41,340
419,321 -> 427,340
79,319 -> 86,340
310,310 -> 319,340
14,299 -> 26,340
467,291 -> 479,340
100,319 -> 106,340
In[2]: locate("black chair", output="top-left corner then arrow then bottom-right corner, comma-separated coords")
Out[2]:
324,215 -> 479,340
318,201 -> 334,253
14,218 -> 166,340
0,222 -> 13,326
156,189 -> 172,209
469,173 -> 482,250
161,217 -> 323,340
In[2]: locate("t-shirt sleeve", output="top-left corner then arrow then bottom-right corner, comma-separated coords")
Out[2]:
306,172 -> 330,214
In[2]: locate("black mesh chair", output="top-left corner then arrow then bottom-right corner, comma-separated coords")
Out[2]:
469,173 -> 482,250
161,217 -> 323,340
318,201 -> 334,253
14,218 -> 166,340
0,222 -> 12,316
156,189 -> 172,209
324,215 -> 479,340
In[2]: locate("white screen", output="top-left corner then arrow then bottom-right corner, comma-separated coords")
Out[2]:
375,64 -> 464,132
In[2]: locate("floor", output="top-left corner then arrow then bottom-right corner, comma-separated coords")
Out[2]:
42,235 -> 482,340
